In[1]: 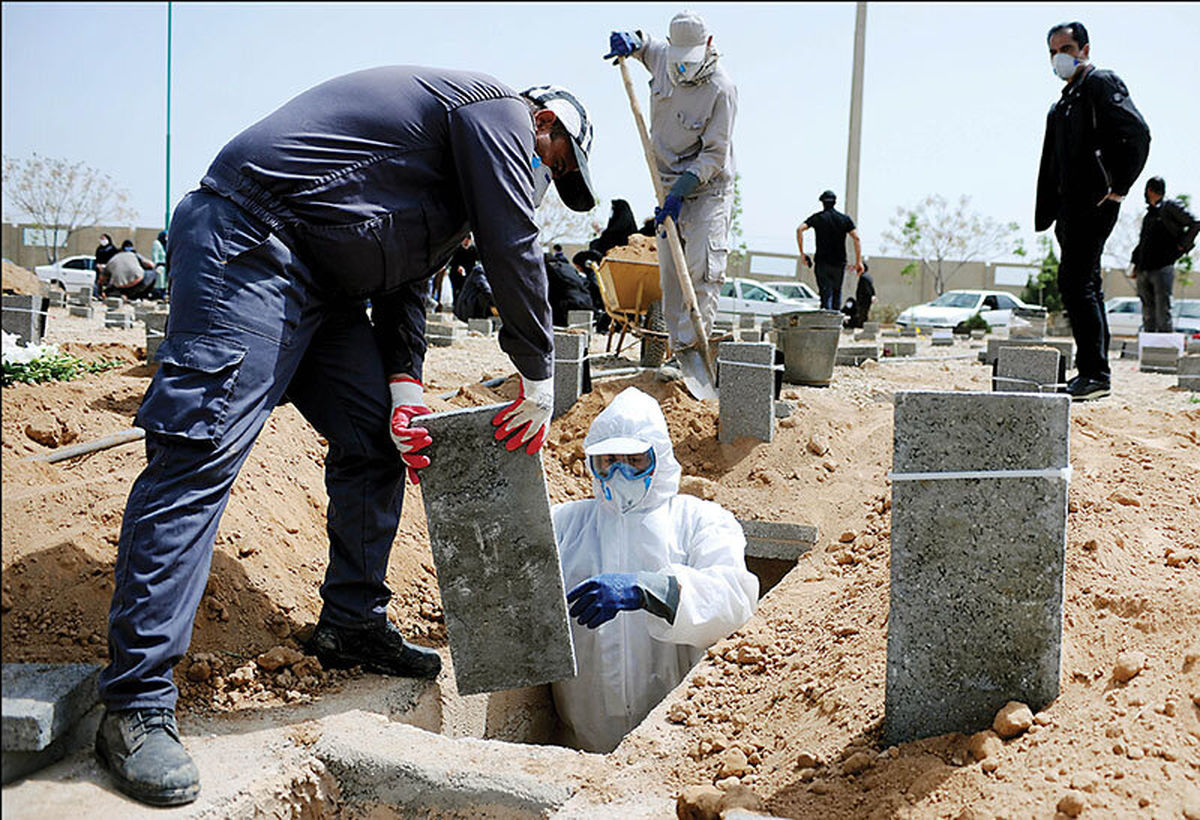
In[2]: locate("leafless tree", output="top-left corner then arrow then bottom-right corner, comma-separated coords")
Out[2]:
1102,208 -> 1142,270
2,153 -> 135,263
533,187 -> 600,248
881,194 -> 1020,295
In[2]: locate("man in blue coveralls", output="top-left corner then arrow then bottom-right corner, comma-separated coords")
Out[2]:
94,67 -> 598,806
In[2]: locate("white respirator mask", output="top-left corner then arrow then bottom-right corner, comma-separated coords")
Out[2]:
592,452 -> 656,514
1052,52 -> 1086,81
531,154 -> 553,207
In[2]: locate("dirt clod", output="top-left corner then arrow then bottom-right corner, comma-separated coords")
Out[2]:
676,784 -> 723,820
1113,650 -> 1147,682
992,701 -> 1034,738
256,645 -> 305,672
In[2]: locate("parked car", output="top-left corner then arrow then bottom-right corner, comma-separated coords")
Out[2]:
1173,299 -> 1200,336
896,289 -> 1030,330
1104,296 -> 1143,336
716,278 -> 817,322
33,255 -> 97,291
759,280 -> 820,307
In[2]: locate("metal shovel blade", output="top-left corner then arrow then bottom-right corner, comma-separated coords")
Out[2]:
677,347 -> 718,400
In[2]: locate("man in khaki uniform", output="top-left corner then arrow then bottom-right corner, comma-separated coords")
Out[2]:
604,11 -> 737,352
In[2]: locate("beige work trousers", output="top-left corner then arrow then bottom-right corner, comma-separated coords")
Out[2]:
656,184 -> 732,349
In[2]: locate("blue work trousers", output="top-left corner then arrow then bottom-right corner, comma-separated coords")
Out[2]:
99,190 -> 406,710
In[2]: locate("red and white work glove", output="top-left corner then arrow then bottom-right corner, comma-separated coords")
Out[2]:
389,375 -> 433,484
491,375 -> 553,454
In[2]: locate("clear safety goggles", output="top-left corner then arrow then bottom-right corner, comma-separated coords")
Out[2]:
589,449 -> 656,481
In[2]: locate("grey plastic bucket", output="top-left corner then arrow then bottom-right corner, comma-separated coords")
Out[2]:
774,310 -> 843,386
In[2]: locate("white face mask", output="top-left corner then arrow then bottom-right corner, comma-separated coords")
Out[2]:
600,471 -> 652,514
531,154 -> 553,207
1052,52 -> 1086,81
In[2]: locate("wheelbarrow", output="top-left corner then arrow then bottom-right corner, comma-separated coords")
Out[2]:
590,256 -> 668,368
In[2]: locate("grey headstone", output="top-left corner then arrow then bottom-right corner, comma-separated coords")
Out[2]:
2,294 -> 47,346
552,330 -> 589,419
419,405 -> 576,695
2,663 -> 102,752
427,322 -> 464,347
68,287 -> 91,306
104,309 -> 134,329
739,328 -> 762,343
970,329 -> 986,340
931,334 -> 954,347
994,346 -> 1062,393
718,342 -> 776,443
853,329 -> 877,341
143,311 -> 169,333
900,327 -> 918,337
884,340 -> 917,357
881,329 -> 901,338
774,400 -> 792,419
467,318 -> 492,336
886,391 -> 1069,746
68,305 -> 96,319
566,310 -> 593,332
1139,346 -> 1178,373
1178,355 -> 1200,376
47,290 -> 66,308
985,337 -> 1075,370
737,520 -> 818,561
1187,339 -> 1200,355
738,314 -> 757,329
835,344 -> 880,366
104,297 -> 123,310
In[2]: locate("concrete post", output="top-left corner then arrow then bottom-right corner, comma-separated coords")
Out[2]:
418,405 -> 576,696
552,330 -> 589,419
886,391 -> 1070,745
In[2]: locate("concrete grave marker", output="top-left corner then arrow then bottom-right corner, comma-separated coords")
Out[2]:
1178,355 -> 1200,391
2,294 -> 48,346
420,405 -> 576,695
467,318 -> 492,336
566,309 -> 593,333
1139,345 -> 1179,374
883,340 -> 916,357
3,663 -> 102,784
993,346 -> 1063,393
835,344 -> 880,366
983,337 -> 1075,369
718,342 -> 776,444
552,330 -> 589,419
885,391 -> 1069,745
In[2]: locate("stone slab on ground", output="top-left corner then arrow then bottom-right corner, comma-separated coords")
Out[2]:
427,321 -> 465,347
835,344 -> 880,366
886,391 -> 1069,746
718,342 -> 776,444
104,309 -> 134,329
899,327 -> 918,337
983,336 -> 1075,370
419,404 -> 576,695
467,318 -> 492,336
1178,355 -> 1200,391
68,305 -> 96,319
883,340 -> 916,357
2,663 -> 102,753
67,288 -> 91,307
993,345 -> 1062,393
316,710 -> 586,818
737,520 -> 818,561
1140,345 -> 1179,373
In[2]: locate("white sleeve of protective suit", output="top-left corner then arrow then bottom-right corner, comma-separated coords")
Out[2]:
635,33 -> 666,75
686,81 -> 737,186
645,497 -> 757,648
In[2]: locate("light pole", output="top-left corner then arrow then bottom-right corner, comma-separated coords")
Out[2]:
164,1 -> 172,231
844,2 -> 867,268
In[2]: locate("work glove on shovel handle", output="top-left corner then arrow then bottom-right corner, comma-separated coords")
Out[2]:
389,375 -> 432,484
603,31 -> 642,63
491,375 -> 553,455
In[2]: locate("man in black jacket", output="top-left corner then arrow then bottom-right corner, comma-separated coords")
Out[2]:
93,67 -> 597,807
1035,21 -> 1150,401
1132,176 -> 1200,332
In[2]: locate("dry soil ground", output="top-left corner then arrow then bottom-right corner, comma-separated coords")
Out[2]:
2,302 -> 1198,818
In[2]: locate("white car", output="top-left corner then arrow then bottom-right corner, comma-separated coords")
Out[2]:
33,255 -> 97,291
1104,296 -> 1143,336
759,280 -> 820,308
896,289 -> 1030,330
1173,299 -> 1200,336
716,278 -> 817,322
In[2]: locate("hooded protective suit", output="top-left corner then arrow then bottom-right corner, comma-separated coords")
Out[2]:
551,387 -> 758,752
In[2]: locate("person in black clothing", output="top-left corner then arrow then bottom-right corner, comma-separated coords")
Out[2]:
796,190 -> 864,311
843,265 -> 875,328
93,233 -> 119,297
452,262 -> 496,322
435,234 -> 478,311
588,199 -> 639,257
1035,21 -> 1150,401
571,250 -> 611,333
1132,176 -> 1200,333
545,251 -> 596,327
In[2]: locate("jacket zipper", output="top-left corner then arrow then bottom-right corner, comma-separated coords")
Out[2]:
1094,150 -> 1112,205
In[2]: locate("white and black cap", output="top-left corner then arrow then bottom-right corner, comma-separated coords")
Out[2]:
521,85 -> 597,212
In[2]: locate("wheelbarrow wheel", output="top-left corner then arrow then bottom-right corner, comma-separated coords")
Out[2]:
640,299 -> 667,368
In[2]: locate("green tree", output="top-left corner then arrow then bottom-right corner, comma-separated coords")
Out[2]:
880,194 -> 1019,295
1020,235 -> 1063,312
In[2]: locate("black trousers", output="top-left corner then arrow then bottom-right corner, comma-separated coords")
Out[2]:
1054,201 -> 1120,381
815,261 -> 844,312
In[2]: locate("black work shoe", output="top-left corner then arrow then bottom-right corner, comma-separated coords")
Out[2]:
1067,376 -> 1111,402
303,619 -> 442,679
95,708 -> 200,807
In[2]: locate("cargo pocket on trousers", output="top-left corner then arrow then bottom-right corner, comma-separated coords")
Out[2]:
136,334 -> 249,446
704,236 -> 729,284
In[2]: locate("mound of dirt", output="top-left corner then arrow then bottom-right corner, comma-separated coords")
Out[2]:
2,260 -> 46,296
606,233 -> 659,263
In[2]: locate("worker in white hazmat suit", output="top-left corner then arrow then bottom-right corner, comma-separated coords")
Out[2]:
551,387 -> 758,753
603,11 -> 738,352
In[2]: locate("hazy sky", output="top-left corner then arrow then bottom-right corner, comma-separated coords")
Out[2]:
3,2 -> 1198,263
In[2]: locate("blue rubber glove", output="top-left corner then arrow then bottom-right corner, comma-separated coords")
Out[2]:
567,573 -> 643,629
603,31 -> 642,61
654,194 -> 682,230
